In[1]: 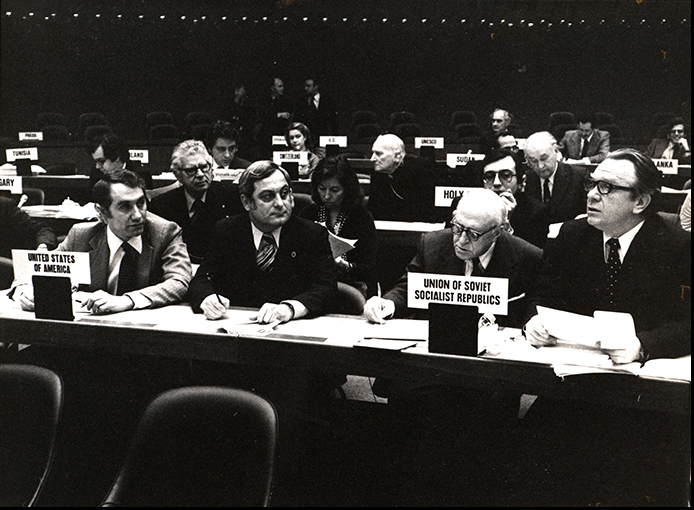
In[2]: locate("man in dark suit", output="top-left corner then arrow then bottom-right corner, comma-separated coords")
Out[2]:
149,139 -> 245,264
254,77 -> 294,159
293,76 -> 339,142
205,120 -> 252,170
524,131 -> 588,224
188,160 -> 337,323
520,149 -> 690,505
558,113 -> 611,164
364,188 -> 543,328
481,148 -> 551,248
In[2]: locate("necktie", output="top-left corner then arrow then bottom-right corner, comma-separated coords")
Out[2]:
117,243 -> 138,295
605,238 -> 621,307
471,257 -> 485,277
256,233 -> 277,272
580,138 -> 590,158
543,178 -> 551,203
190,199 -> 204,221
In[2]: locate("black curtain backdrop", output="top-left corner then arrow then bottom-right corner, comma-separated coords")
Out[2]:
1,0 -> 690,146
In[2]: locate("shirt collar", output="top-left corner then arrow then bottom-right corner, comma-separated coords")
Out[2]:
106,225 -> 142,258
602,220 -> 645,263
184,189 -> 207,211
477,240 -> 497,270
250,221 -> 281,250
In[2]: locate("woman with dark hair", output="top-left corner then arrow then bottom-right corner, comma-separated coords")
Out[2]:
646,117 -> 691,164
284,122 -> 321,178
299,155 -> 378,298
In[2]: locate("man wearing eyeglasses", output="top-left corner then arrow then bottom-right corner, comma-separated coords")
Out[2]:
149,139 -> 244,264
518,149 -> 691,505
481,148 -> 551,248
189,160 -> 337,324
364,188 -> 542,327
524,131 -> 588,225
524,148 -> 690,363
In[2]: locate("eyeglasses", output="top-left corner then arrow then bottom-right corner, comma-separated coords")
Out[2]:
451,223 -> 498,242
583,178 -> 633,196
179,163 -> 211,176
671,129 -> 684,134
483,170 -> 516,184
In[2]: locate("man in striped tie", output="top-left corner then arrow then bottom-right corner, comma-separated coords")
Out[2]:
189,160 -> 337,324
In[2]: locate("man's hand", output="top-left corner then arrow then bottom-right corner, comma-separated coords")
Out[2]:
78,290 -> 134,314
334,256 -> 350,273
363,296 -> 396,324
523,314 -> 556,347
13,284 -> 35,311
498,190 -> 517,217
256,302 -> 294,324
200,293 -> 230,320
599,335 -> 643,364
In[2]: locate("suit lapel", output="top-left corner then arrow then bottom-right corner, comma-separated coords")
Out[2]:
88,227 -> 110,291
550,163 -> 571,207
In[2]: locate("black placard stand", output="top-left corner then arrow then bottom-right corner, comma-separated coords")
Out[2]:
283,162 -> 299,181
428,303 -> 479,356
32,275 -> 74,321
15,159 -> 32,176
324,144 -> 339,158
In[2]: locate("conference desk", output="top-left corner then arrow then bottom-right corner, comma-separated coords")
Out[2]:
0,301 -> 689,416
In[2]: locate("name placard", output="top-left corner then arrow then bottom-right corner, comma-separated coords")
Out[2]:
12,250 -> 91,285
0,176 -> 22,193
414,137 -> 444,149
446,153 -> 484,168
213,169 -> 244,181
273,151 -> 309,165
19,132 -> 43,142
272,136 -> 288,146
129,149 -> 149,164
407,272 -> 509,315
434,186 -> 476,208
319,135 -> 348,147
652,158 -> 679,175
6,147 -> 39,162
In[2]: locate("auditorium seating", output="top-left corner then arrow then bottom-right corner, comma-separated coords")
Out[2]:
449,110 -> 477,129
146,111 -> 174,128
550,123 -> 576,142
190,123 -> 212,142
594,112 -> 615,126
393,122 -> 421,144
548,111 -> 576,130
84,124 -> 113,144
41,124 -> 71,143
37,112 -> 68,130
598,123 -> 625,146
76,112 -> 108,141
149,124 -> 179,142
388,111 -> 416,132
185,112 -> 214,137
352,123 -> 381,145
452,122 -> 482,144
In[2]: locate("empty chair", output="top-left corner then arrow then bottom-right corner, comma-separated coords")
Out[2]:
40,124 -> 70,143
19,188 -> 45,206
594,112 -> 615,127
185,112 -> 214,134
100,387 -> 278,507
0,364 -> 63,507
598,123 -> 624,145
349,110 -> 378,131
77,112 -> 108,139
84,124 -> 113,143
37,112 -> 67,129
453,122 -> 482,143
550,123 -> 577,143
190,123 -> 212,142
548,111 -> 575,129
449,110 -> 477,129
389,111 -> 416,129
145,111 -> 174,127
394,122 -> 421,144
352,123 -> 381,145
149,123 -> 179,141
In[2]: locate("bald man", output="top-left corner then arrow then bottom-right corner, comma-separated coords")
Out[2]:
367,134 -> 437,222
364,188 -> 543,327
524,131 -> 588,224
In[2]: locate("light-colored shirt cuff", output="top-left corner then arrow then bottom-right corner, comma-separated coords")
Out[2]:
125,291 -> 152,310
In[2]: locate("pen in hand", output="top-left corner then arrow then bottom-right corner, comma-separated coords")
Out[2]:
205,273 -> 224,305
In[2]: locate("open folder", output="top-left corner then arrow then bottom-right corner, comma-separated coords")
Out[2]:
315,222 -> 357,258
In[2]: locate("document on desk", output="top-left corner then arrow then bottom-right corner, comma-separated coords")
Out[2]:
537,306 -> 637,350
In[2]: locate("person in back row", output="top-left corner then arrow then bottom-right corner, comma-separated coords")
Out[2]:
558,113 -> 611,164
148,140 -> 245,264
88,133 -> 152,194
206,120 -> 252,170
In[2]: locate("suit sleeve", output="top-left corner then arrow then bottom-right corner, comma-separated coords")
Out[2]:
384,233 -> 426,316
136,225 -> 192,308
588,131 -> 610,164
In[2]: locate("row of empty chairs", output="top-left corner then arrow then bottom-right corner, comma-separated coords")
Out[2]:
0,364 -> 278,507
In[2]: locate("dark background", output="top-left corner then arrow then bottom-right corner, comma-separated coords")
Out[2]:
1,0 -> 691,147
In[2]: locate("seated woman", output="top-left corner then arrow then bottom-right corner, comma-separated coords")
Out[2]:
646,117 -> 691,164
285,122 -> 321,178
298,155 -> 378,301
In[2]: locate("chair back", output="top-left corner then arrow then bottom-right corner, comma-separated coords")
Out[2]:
389,111 -> 416,129
550,123 -> 577,142
100,387 -> 278,507
0,364 -> 63,507
37,112 -> 68,128
21,187 -> 45,206
548,111 -> 575,128
449,110 -> 477,128
349,110 -> 378,130
146,111 -> 174,127
190,123 -> 212,142
594,112 -> 614,126
335,281 -> 367,315
149,123 -> 179,142
393,122 -> 421,144
41,124 -> 70,143
84,125 -> 113,143
292,192 -> 314,214
353,123 -> 381,145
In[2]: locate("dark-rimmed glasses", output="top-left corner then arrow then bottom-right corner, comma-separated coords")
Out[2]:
451,222 -> 498,242
179,163 -> 212,176
583,178 -> 633,196
483,170 -> 516,184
